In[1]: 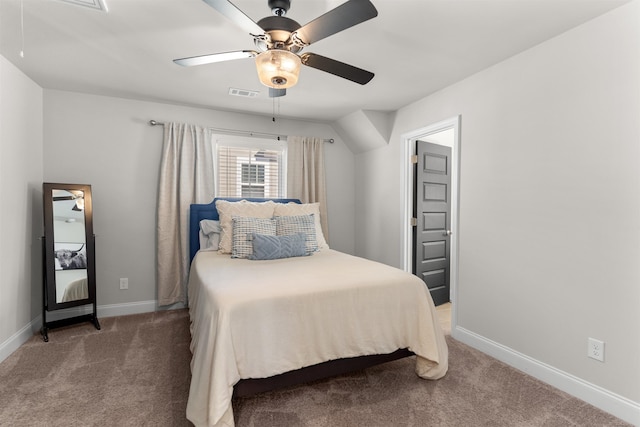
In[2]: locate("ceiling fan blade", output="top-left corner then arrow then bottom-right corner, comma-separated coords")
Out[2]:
300,53 -> 374,85
269,87 -> 286,98
174,50 -> 257,67
201,0 -> 264,35
292,0 -> 378,46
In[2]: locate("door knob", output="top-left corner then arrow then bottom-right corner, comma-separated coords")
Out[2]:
443,230 -> 452,236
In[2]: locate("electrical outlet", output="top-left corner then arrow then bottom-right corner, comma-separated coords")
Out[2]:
119,278 -> 129,290
588,338 -> 605,362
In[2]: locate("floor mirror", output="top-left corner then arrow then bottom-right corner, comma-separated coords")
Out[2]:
41,182 -> 100,341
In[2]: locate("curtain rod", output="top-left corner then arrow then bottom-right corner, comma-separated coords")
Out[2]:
149,120 -> 334,143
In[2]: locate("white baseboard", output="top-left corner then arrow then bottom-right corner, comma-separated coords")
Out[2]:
452,326 -> 640,426
0,317 -> 42,365
97,300 -> 159,318
36,300 -> 161,323
0,300 -> 184,365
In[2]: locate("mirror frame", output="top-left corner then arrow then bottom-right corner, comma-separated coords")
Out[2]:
43,183 -> 96,312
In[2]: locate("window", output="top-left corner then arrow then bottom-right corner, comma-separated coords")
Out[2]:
215,135 -> 286,198
241,164 -> 265,197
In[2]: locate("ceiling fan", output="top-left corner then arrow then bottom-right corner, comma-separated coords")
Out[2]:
174,0 -> 378,97
53,190 -> 85,211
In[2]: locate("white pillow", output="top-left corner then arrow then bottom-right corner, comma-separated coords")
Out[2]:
273,202 -> 329,250
199,219 -> 221,251
216,200 -> 276,253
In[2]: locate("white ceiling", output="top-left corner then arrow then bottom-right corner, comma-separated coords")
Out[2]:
0,0 -> 628,122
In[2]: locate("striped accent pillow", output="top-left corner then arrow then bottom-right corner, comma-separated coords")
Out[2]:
275,214 -> 318,254
249,233 -> 307,260
231,217 -> 276,259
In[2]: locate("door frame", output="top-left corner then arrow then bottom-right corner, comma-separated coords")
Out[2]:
401,116 -> 461,327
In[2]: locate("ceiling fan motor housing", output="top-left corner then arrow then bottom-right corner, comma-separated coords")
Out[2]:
256,16 -> 302,50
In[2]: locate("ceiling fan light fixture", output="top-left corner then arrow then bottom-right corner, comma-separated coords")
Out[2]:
255,50 -> 301,89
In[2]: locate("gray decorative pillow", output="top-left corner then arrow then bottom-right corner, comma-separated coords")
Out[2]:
231,216 -> 276,259
249,233 -> 308,260
275,214 -> 318,254
199,219 -> 221,251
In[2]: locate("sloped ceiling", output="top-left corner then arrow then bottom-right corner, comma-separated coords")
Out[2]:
334,109 -> 394,153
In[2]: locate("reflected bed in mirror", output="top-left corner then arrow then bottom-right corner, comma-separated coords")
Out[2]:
42,183 -> 100,341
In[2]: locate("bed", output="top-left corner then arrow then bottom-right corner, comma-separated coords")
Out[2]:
186,198 -> 448,427
61,277 -> 88,302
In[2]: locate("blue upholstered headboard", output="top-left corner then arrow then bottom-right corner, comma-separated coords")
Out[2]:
189,197 -> 301,263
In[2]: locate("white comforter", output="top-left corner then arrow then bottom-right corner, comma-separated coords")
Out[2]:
186,249 -> 448,427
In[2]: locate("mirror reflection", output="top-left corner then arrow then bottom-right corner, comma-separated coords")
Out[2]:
52,189 -> 88,303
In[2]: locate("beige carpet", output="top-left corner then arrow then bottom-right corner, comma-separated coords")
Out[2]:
0,309 -> 629,426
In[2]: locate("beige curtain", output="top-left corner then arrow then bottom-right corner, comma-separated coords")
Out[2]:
157,123 -> 214,306
286,136 -> 329,242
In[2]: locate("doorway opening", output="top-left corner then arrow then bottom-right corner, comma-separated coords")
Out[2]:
401,116 -> 460,334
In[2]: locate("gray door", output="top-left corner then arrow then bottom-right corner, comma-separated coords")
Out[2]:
413,141 -> 451,306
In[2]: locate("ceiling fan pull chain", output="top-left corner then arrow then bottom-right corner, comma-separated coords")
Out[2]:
20,0 -> 25,58
272,96 -> 283,140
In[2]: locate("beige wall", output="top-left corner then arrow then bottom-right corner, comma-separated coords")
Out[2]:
354,0 -> 640,416
0,55 -> 43,355
42,90 -> 356,308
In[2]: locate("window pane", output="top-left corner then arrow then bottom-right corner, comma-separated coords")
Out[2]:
240,164 -> 266,184
241,185 -> 265,198
256,165 -> 265,183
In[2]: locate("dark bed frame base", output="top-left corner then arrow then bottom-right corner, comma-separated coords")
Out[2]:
233,348 -> 414,397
